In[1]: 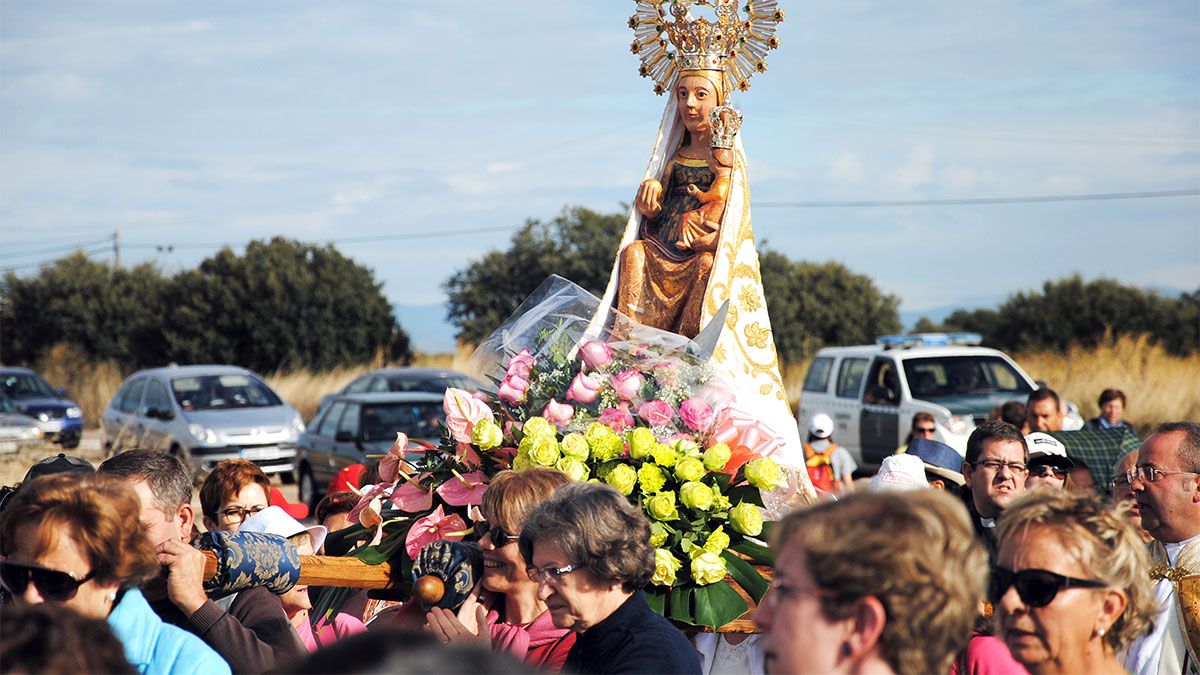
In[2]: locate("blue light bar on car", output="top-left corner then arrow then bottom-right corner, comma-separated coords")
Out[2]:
876,333 -> 983,349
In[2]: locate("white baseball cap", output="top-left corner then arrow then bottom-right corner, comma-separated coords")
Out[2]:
869,454 -> 929,493
241,505 -> 327,552
1025,432 -> 1072,466
808,413 -> 834,439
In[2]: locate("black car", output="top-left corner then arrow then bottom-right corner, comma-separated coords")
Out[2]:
294,392 -> 446,508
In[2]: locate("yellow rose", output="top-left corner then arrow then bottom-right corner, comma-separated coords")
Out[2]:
604,464 -> 637,496
651,548 -> 682,586
637,464 -> 669,495
674,457 -> 706,482
671,439 -> 701,457
690,551 -> 727,586
745,457 -> 784,490
522,416 -> 555,440
646,491 -> 680,521
704,526 -> 731,554
703,443 -> 732,472
730,502 -> 763,537
555,456 -> 589,482
561,433 -> 590,461
627,427 -> 657,460
526,435 -> 560,467
651,443 -> 678,468
680,481 -> 714,511
471,419 -> 503,451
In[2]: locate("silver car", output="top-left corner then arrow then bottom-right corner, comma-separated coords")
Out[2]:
0,394 -> 44,454
101,365 -> 304,480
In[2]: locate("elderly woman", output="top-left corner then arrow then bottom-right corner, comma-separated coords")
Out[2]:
994,488 -> 1155,674
517,481 -> 699,674
755,490 -> 986,675
0,474 -> 231,675
426,468 -> 576,671
199,459 -> 271,533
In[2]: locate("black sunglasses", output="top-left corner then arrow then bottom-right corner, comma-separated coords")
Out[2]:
476,521 -> 518,547
988,566 -> 1106,608
0,560 -> 96,602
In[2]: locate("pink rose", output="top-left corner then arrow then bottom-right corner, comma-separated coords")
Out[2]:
679,398 -> 715,432
637,400 -> 674,427
566,372 -> 602,404
598,407 -> 634,432
652,362 -> 680,388
579,340 -> 614,369
542,399 -> 575,425
611,369 -> 645,401
443,388 -> 494,444
506,349 -> 536,380
497,373 -> 529,404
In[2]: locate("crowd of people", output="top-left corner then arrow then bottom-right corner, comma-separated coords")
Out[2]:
0,390 -> 1195,675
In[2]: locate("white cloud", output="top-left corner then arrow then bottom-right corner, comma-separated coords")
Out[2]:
826,152 -> 865,184
883,145 -> 935,191
485,161 -> 521,174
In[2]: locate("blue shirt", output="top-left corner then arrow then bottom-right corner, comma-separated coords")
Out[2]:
108,588 -> 232,675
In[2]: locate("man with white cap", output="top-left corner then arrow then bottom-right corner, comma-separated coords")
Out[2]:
804,413 -> 857,494
868,454 -> 928,492
1024,432 -> 1073,490
241,506 -> 365,652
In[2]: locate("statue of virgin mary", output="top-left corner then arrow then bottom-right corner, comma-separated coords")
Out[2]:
597,0 -> 811,490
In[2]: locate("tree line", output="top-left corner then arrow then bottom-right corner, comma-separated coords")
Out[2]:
4,207 -> 1195,373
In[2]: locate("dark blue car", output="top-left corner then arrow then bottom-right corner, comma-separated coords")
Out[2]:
0,367 -> 84,448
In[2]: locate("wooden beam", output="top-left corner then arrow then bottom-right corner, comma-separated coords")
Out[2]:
200,551 -> 396,589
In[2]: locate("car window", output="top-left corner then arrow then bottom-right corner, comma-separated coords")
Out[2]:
337,403 -> 361,437
170,374 -> 282,411
903,356 -> 1032,398
802,357 -> 834,393
387,376 -> 474,394
344,377 -> 370,394
0,373 -> 56,399
863,358 -> 900,406
317,401 -> 347,438
367,377 -> 388,393
142,380 -> 168,414
118,379 -> 146,414
836,358 -> 869,399
361,401 -> 446,442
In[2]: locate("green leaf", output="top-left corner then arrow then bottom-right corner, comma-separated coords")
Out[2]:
730,539 -> 774,565
693,581 -> 748,629
668,586 -> 693,623
728,485 -> 765,506
645,588 -> 666,615
355,528 -> 406,565
722,551 -> 769,603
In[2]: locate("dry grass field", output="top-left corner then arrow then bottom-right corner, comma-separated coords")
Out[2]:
23,334 -> 1199,431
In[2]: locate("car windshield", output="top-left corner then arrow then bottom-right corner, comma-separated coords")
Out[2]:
387,376 -> 477,394
0,396 -> 15,413
170,374 -> 283,411
361,401 -> 446,442
0,373 -> 56,399
903,356 -> 1033,398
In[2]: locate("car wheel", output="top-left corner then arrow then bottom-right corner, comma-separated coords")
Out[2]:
298,466 -> 319,510
280,470 -> 296,485
59,431 -> 81,449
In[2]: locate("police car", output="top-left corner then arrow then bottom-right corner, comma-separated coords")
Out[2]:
796,333 -> 1042,467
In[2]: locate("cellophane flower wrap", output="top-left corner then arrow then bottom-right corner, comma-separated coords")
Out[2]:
315,276 -> 783,630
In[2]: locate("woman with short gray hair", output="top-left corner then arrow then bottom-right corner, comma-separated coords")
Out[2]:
518,482 -> 700,674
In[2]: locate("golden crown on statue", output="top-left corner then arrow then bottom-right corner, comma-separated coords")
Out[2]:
629,0 -> 784,96
709,105 -> 743,149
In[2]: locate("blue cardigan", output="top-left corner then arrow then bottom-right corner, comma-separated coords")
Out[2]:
107,588 -> 232,675
564,590 -> 701,674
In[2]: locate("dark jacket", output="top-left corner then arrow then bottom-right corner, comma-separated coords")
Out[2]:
150,587 -> 302,675
959,486 -> 999,566
564,590 -> 700,675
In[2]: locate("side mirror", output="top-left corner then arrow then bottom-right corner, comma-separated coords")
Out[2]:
334,430 -> 354,443
149,407 -> 174,421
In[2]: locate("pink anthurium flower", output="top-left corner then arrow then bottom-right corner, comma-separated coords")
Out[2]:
378,432 -> 411,486
566,372 -> 602,404
435,470 -> 489,506
542,399 -> 575,425
456,441 -> 482,469
405,505 -> 469,559
390,473 -> 433,512
443,388 -> 494,444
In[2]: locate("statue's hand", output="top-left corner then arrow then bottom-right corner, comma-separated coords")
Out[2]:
686,183 -> 701,198
635,179 -> 663,219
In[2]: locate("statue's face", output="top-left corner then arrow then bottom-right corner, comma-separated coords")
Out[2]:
676,75 -> 719,135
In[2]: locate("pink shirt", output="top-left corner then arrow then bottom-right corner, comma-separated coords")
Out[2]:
296,612 -> 367,653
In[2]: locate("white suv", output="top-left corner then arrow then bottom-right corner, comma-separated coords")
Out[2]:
797,334 -> 1039,467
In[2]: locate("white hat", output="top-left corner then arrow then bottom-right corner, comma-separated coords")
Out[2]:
869,455 -> 929,493
1025,432 -> 1071,465
240,505 -> 327,552
808,413 -> 834,439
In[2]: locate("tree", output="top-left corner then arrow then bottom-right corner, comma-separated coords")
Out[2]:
942,275 -> 1198,355
444,207 -> 625,344
162,238 -> 410,372
759,250 -> 902,362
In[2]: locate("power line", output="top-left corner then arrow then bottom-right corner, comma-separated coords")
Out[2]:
756,189 -> 1200,208
0,245 -> 111,273
0,236 -> 113,259
123,224 -> 522,250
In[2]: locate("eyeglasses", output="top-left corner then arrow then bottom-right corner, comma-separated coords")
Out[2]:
913,426 -> 937,435
1110,471 -> 1134,489
476,521 -> 518,547
1131,466 -> 1200,484
1029,465 -> 1068,479
972,459 -> 1028,475
988,566 -> 1106,608
763,578 -> 828,605
526,562 -> 582,584
220,505 -> 266,524
0,560 -> 96,602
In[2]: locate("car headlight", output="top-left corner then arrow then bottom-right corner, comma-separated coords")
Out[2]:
188,423 -> 218,445
21,427 -> 43,441
946,415 -> 975,435
37,412 -> 50,422
291,415 -> 305,435
66,406 -> 82,419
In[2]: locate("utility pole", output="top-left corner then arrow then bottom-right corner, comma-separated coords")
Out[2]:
113,228 -> 120,269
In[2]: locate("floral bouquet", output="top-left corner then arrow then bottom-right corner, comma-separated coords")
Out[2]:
316,276 -> 786,630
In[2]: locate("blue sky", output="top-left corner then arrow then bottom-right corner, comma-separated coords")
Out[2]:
2,2 -> 1198,351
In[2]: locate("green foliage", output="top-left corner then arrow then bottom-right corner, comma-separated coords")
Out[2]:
941,275 -> 1198,355
0,239 -> 411,372
443,206 -> 625,344
760,249 -> 902,361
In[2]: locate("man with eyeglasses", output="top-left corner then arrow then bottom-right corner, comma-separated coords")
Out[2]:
959,420 -> 1029,564
1109,450 -> 1152,543
100,453 -> 301,674
1124,422 -> 1200,675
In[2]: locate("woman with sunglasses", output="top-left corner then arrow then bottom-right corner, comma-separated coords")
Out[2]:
994,488 -> 1156,674
0,473 -> 231,675
425,468 -> 577,671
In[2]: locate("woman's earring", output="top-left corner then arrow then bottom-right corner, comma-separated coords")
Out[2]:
1097,626 -> 1107,638
107,591 -> 117,603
